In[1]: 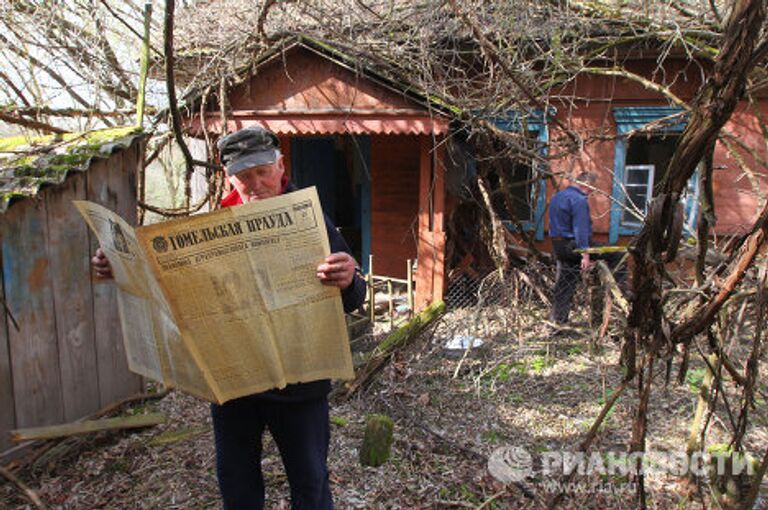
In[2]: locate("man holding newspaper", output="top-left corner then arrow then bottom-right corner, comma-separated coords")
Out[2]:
92,126 -> 366,509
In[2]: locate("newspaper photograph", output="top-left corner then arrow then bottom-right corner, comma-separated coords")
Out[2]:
75,187 -> 354,404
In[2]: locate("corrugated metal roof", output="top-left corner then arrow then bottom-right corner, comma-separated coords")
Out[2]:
189,115 -> 450,137
0,126 -> 144,214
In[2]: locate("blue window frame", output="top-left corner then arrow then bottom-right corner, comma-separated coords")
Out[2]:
483,109 -> 552,241
609,107 -> 699,243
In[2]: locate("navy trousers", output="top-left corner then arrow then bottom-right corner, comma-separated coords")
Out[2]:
211,395 -> 333,510
551,239 -> 627,324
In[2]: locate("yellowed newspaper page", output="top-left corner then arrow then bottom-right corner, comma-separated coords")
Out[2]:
74,201 -> 216,402
135,187 -> 353,403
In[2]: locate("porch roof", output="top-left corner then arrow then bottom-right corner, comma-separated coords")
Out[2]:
189,113 -> 448,136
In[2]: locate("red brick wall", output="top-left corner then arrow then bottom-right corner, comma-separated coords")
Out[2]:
547,62 -> 768,238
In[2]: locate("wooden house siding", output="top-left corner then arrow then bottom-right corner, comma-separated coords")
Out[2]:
183,41 -> 450,310
711,103 -> 768,234
0,140 -> 143,453
545,65 -> 768,242
228,48 -> 416,114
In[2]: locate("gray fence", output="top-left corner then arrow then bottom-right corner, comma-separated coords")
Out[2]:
0,140 -> 144,454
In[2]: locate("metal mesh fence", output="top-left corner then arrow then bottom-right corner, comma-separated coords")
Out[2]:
441,258 -> 622,342
441,262 -> 556,341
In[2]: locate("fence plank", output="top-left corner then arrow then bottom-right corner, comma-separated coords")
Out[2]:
2,199 -> 64,428
86,147 -> 142,407
46,172 -> 101,421
0,243 -> 15,451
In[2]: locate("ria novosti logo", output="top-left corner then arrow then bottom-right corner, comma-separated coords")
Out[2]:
487,446 -> 533,483
488,445 -> 756,482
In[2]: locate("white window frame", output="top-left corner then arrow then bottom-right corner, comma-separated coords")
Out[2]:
621,164 -> 655,228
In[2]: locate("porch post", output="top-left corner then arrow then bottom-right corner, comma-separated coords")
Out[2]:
432,139 -> 446,302
415,135 -> 446,311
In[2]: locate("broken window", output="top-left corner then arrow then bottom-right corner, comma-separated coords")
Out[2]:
610,107 -> 699,242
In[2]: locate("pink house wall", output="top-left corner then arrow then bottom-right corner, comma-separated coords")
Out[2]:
545,60 -> 767,239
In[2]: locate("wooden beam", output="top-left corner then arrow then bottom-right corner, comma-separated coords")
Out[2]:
10,413 -> 166,442
432,139 -> 446,301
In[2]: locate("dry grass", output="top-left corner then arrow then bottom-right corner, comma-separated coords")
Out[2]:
1,300 -> 767,509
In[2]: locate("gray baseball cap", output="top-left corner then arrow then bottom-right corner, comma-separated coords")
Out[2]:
217,126 -> 280,175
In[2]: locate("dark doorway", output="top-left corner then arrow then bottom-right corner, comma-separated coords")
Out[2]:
290,135 -> 371,265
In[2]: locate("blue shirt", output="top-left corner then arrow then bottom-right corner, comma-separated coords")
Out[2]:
549,186 -> 592,249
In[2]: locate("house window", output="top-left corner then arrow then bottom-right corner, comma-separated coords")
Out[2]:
621,164 -> 654,226
486,143 -> 537,223
621,133 -> 680,227
478,109 -> 553,240
609,107 -> 698,242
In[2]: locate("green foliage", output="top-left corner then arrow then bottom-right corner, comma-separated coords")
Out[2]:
104,460 -> 129,474
486,363 -> 512,382
482,429 -> 501,444
530,355 -> 553,374
330,415 -> 349,427
685,368 -> 707,393
565,344 -> 584,356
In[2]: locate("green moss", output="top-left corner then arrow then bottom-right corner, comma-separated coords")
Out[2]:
330,416 -> 349,427
3,126 -> 141,184
80,125 -> 141,145
359,414 -> 394,467
426,94 -> 463,115
0,134 -> 53,152
149,426 -> 210,446
0,190 -> 29,203
13,156 -> 80,179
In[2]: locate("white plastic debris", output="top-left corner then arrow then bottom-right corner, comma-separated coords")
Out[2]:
444,335 -> 484,351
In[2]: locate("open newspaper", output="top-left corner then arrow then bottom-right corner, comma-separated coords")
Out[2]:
75,187 -> 354,404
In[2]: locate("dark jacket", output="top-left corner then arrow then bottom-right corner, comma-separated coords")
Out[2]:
548,185 -> 593,250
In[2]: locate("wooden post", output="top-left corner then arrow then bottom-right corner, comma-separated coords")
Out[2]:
359,414 -> 394,467
135,2 -> 152,128
368,254 -> 375,324
431,139 -> 446,303
415,135 -> 434,311
387,279 -> 394,331
406,259 -> 414,318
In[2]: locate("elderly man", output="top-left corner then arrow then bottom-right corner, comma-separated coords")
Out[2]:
548,171 -> 625,326
92,126 -> 366,509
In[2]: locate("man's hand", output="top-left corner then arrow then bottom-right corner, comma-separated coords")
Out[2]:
316,252 -> 356,290
580,253 -> 591,271
91,248 -> 114,279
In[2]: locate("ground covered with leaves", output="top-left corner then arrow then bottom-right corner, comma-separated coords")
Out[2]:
2,301 -> 767,509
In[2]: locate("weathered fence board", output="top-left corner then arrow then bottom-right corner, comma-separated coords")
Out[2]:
0,248 -> 15,452
86,148 -> 142,408
2,198 -> 64,428
46,172 -> 101,421
0,136 -> 145,454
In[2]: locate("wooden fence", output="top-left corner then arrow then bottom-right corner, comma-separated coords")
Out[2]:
0,140 -> 144,454
351,255 -> 415,334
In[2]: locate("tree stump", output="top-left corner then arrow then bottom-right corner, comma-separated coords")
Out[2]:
359,414 -> 394,467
